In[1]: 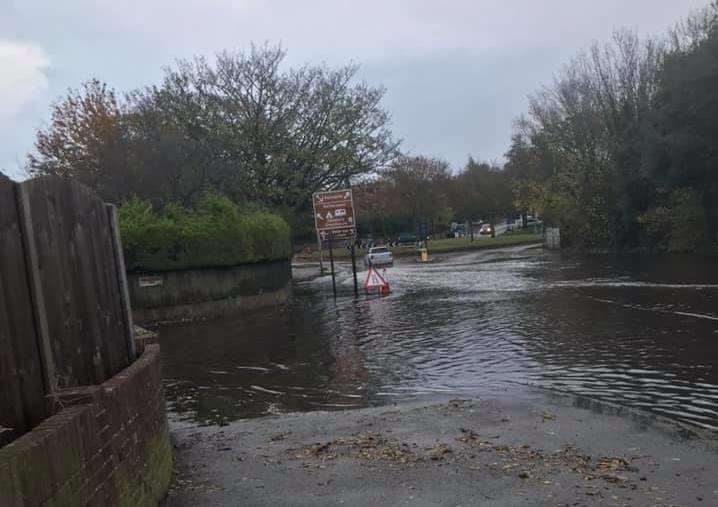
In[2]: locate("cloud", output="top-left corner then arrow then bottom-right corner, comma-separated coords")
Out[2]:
0,0 -> 709,174
30,0 -> 704,64
0,40 -> 49,118
0,40 -> 50,177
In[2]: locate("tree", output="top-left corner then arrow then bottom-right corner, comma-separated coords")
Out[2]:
452,158 -> 513,237
504,121 -> 554,227
503,1 -> 718,251
353,180 -> 396,238
129,45 -> 398,210
27,80 -> 137,202
28,45 -> 398,213
380,155 -> 453,236
504,27 -> 673,248
647,7 -> 718,247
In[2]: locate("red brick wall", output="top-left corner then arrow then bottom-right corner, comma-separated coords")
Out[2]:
0,344 -> 172,506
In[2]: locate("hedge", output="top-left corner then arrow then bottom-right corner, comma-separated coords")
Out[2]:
118,192 -> 292,272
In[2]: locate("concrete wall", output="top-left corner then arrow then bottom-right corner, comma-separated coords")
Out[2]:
0,344 -> 172,506
128,259 -> 292,323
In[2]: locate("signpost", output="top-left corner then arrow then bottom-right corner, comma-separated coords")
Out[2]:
313,189 -> 356,233
313,189 -> 358,297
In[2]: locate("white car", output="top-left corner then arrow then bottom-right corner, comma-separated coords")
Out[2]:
364,246 -> 393,267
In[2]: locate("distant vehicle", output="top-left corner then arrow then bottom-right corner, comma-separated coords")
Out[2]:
396,233 -> 417,245
446,224 -> 466,238
506,216 -> 522,231
364,246 -> 393,267
506,215 -> 542,231
526,216 -> 541,226
479,223 -> 494,235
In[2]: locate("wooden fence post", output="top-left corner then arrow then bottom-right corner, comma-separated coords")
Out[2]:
16,182 -> 56,395
107,204 -> 136,361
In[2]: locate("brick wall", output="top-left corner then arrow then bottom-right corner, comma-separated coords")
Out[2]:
0,344 -> 172,506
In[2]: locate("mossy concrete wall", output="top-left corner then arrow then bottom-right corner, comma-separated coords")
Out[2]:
128,259 -> 292,323
0,344 -> 171,506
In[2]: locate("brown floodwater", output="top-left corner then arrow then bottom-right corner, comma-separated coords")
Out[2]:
159,245 -> 718,430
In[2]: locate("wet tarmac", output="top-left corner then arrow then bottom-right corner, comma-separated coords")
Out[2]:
167,392 -> 718,506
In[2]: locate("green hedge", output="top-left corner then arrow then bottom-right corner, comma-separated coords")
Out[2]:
119,192 -> 292,272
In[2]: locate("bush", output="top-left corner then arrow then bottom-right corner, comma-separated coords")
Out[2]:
119,192 -> 292,272
638,188 -> 707,252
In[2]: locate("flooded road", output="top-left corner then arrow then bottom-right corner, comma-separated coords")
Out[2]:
159,245 -> 718,430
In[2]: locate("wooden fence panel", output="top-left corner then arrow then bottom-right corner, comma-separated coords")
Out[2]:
0,177 -> 46,432
22,177 -> 130,387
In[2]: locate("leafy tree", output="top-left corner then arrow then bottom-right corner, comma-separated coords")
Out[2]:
27,80 -> 138,202
647,10 -> 718,247
28,45 -> 398,214
128,45 -> 398,210
503,2 -> 718,252
452,158 -> 513,236
638,189 -> 707,251
380,155 -> 453,236
353,180 -> 400,238
504,123 -> 554,227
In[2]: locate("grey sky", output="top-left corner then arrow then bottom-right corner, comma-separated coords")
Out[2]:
0,0 -> 708,179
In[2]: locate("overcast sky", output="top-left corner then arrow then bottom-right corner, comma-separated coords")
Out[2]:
0,0 -> 708,179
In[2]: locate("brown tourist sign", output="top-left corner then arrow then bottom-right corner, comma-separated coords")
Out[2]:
312,189 -> 356,242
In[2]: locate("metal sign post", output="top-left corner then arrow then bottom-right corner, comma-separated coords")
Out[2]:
350,242 -> 358,295
328,234 -> 337,297
317,232 -> 324,274
312,188 -> 358,297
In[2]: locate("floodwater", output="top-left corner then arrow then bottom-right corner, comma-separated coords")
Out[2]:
159,245 -> 718,430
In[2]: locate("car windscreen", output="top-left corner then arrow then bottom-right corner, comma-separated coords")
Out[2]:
371,247 -> 389,253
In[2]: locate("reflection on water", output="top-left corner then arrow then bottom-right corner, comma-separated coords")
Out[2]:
159,246 -> 718,430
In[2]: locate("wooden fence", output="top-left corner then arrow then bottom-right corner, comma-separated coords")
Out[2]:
0,175 -> 134,435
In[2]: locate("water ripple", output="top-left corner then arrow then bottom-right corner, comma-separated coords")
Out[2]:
160,248 -> 718,430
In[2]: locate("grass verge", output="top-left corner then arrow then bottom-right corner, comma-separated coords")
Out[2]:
294,234 -> 543,261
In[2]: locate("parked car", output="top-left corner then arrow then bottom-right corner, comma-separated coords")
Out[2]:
526,217 -> 542,226
506,217 -> 522,231
479,223 -> 494,235
364,246 -> 393,267
396,233 -> 417,246
446,224 -> 466,238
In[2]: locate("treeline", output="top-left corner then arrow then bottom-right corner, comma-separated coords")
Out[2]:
354,156 -> 512,239
25,3 -> 718,252
505,3 -> 718,252
356,2 -> 718,251
27,45 -> 397,236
